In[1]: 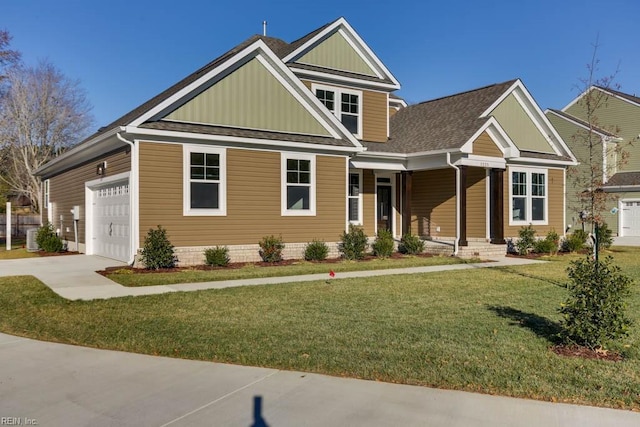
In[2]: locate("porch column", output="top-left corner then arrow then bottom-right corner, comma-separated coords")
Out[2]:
459,166 -> 468,246
401,171 -> 412,235
491,168 -> 506,244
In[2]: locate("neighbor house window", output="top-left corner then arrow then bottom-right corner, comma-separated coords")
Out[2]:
313,84 -> 362,138
183,145 -> 226,216
509,168 -> 547,225
43,179 -> 50,206
348,171 -> 362,224
282,153 -> 315,216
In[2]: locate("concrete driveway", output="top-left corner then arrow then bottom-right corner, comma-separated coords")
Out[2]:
1,333 -> 638,427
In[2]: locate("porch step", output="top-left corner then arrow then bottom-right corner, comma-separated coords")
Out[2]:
422,239 -> 507,260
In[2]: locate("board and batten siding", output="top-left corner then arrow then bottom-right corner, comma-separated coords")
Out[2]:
411,169 -> 456,237
472,132 -> 503,157
297,31 -> 378,77
138,141 -> 347,246
466,167 -> 487,239
503,167 -> 564,238
44,148 -> 131,245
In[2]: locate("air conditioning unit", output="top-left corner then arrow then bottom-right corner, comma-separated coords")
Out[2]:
26,228 -> 39,252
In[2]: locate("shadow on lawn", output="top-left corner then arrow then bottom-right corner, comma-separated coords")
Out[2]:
487,305 -> 562,344
493,266 -> 566,288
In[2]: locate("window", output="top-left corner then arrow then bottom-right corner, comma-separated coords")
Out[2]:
43,179 -> 50,206
313,84 -> 362,138
183,145 -> 226,216
348,171 -> 362,224
282,153 -> 315,216
509,168 -> 547,225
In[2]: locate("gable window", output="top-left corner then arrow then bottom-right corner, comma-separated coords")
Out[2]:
313,83 -> 362,138
183,145 -> 226,216
509,167 -> 547,225
282,153 -> 316,216
348,171 -> 362,224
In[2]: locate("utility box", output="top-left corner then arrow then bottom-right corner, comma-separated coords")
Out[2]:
26,228 -> 39,252
71,205 -> 80,221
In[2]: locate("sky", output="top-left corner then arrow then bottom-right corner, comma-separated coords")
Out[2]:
4,0 -> 639,133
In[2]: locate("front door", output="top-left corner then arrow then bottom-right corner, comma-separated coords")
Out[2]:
377,185 -> 392,232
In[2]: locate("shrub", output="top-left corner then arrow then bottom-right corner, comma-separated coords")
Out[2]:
595,222 -> 613,251
258,235 -> 284,263
560,255 -> 633,349
339,224 -> 368,260
304,240 -> 329,261
398,233 -> 425,255
533,229 -> 559,255
204,246 -> 230,267
515,225 -> 536,255
372,229 -> 395,258
141,225 -> 176,270
562,229 -> 588,253
35,222 -> 63,253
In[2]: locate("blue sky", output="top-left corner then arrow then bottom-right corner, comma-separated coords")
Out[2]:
4,0 -> 639,130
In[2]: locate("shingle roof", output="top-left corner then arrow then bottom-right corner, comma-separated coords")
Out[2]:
595,86 -> 640,106
364,80 -> 517,154
139,121 -> 353,147
519,150 -> 574,162
289,62 -> 395,84
603,172 -> 640,187
548,109 -> 619,138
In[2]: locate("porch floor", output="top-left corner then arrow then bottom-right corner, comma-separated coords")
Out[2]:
422,238 -> 507,259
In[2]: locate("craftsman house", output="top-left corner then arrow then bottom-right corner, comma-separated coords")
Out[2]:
36,17 -> 575,264
546,86 -> 640,236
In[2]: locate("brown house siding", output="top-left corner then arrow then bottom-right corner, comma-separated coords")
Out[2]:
361,169 -> 376,236
411,169 -> 456,237
362,90 -> 387,142
466,167 -> 487,239
46,148 -> 131,244
503,167 -> 565,237
138,141 -> 347,246
473,132 -> 503,157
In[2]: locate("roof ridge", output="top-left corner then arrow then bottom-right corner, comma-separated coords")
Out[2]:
416,79 -> 518,105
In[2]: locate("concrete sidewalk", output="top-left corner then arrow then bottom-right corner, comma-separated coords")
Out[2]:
0,255 -> 546,301
0,332 -> 637,426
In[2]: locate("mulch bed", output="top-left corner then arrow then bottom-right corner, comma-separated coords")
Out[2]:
551,344 -> 623,362
97,252 -> 439,276
37,250 -> 80,257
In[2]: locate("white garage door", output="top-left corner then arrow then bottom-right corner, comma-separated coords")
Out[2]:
622,200 -> 640,237
92,180 -> 130,262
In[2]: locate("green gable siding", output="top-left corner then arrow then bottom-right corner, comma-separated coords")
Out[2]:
165,57 -> 331,136
491,94 -> 556,154
566,93 -> 640,171
297,31 -> 377,77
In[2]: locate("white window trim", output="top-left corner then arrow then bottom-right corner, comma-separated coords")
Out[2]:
508,166 -> 548,226
348,169 -> 363,225
183,145 -> 227,216
43,179 -> 50,206
311,83 -> 363,139
281,152 -> 316,216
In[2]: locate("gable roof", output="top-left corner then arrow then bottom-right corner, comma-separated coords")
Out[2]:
364,80 -> 517,154
603,171 -> 640,187
594,86 -> 640,107
546,108 -> 619,138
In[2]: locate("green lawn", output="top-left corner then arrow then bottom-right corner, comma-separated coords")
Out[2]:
1,248 -> 639,409
108,255 -> 471,287
0,238 -> 38,260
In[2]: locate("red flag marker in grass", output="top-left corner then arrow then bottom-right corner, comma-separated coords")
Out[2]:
329,270 -> 335,278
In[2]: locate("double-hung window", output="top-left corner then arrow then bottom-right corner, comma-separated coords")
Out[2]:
348,171 -> 362,224
313,84 -> 362,138
282,153 -> 315,216
183,145 -> 226,216
509,167 -> 547,225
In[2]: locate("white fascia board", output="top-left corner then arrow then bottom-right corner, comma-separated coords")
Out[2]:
356,151 -> 407,159
511,88 -> 563,157
509,157 -> 577,166
350,159 -> 406,171
389,97 -> 408,108
561,86 -> 591,111
283,17 -> 401,89
337,28 -> 383,79
289,66 -> 400,91
457,155 -> 506,169
480,79 -> 521,118
123,126 -> 363,154
602,185 -> 640,193
459,117 -> 520,158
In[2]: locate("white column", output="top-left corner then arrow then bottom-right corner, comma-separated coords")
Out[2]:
5,202 -> 11,251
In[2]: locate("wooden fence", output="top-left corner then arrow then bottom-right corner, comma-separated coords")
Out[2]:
0,214 -> 40,238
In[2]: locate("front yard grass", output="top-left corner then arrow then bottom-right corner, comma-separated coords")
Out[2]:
0,239 -> 38,260
1,247 -> 639,409
107,255 -> 471,287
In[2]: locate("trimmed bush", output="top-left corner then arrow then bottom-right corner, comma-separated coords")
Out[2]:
304,240 -> 329,261
259,235 -> 284,263
562,229 -> 588,253
398,233 -> 425,255
560,255 -> 633,349
595,222 -> 613,251
35,222 -> 63,253
141,225 -> 176,270
204,246 -> 230,267
533,229 -> 559,255
372,229 -> 395,258
339,224 -> 368,260
515,225 -> 536,255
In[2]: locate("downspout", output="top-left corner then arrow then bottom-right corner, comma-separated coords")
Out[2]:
446,152 -> 460,256
116,131 -> 137,266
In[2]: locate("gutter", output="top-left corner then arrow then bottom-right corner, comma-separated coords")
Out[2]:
116,131 -> 138,266
446,152 -> 460,256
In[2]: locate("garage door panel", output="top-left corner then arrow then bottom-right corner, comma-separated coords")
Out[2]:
622,200 -> 640,237
93,181 -> 130,262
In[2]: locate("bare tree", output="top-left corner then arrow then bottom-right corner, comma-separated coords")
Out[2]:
0,60 -> 93,212
0,29 -> 21,80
